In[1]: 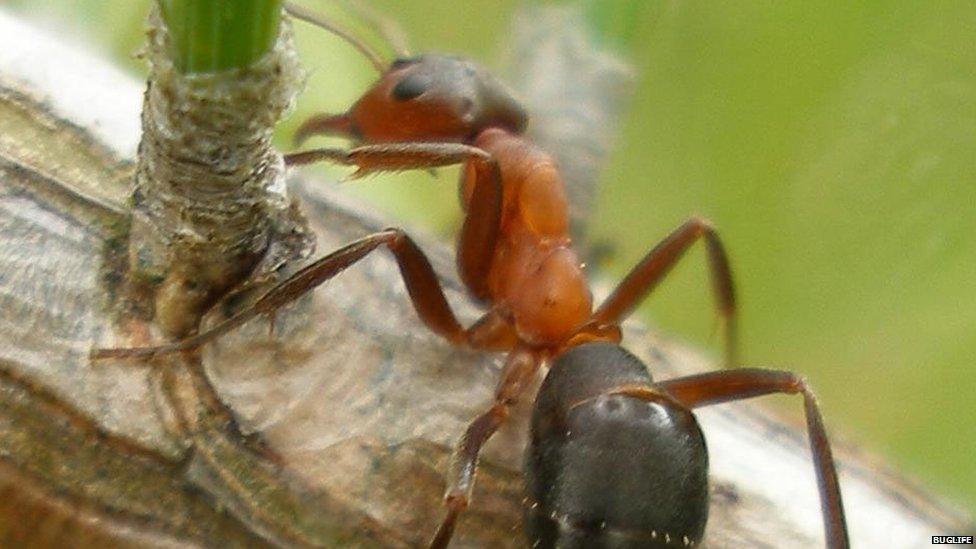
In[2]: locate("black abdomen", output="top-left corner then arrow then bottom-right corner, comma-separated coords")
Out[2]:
525,343 -> 709,548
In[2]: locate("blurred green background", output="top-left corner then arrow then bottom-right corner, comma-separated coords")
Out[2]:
6,0 -> 974,514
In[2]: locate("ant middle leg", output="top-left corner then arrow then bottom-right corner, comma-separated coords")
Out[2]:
95,145 -> 505,361
656,368 -> 849,549
91,228 -> 514,360
429,347 -> 542,549
590,216 -> 738,365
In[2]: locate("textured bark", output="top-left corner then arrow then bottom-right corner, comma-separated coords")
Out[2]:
0,7 -> 972,549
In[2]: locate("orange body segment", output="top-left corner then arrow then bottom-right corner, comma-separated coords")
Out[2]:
462,128 -> 592,346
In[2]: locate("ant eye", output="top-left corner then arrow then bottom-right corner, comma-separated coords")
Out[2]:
392,73 -> 431,101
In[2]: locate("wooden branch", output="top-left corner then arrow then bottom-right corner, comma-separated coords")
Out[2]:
0,8 -> 971,549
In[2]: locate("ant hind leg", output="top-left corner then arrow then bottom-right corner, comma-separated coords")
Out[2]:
657,368 -> 849,549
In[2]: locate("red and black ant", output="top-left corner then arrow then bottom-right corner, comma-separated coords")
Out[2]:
94,4 -> 849,548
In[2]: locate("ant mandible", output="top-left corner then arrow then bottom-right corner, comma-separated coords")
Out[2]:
93,3 -> 849,548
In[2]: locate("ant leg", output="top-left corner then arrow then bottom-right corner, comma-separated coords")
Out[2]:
655,369 -> 849,549
91,229 -> 513,360
456,158 -> 502,301
341,0 -> 412,57
286,142 -> 504,300
284,142 -> 491,177
590,216 -> 737,365
430,348 -> 542,549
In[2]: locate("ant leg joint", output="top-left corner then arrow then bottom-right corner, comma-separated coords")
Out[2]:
687,214 -> 715,232
380,226 -> 406,237
781,372 -> 810,395
443,492 -> 469,511
379,227 -> 409,249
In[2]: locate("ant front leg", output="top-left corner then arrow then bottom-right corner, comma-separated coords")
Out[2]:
91,228 -> 515,360
430,347 -> 542,549
657,369 -> 850,549
590,216 -> 738,365
284,142 -> 492,178
286,141 -> 504,301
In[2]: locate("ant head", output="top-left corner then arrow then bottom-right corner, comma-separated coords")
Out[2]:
287,5 -> 525,144
341,55 -> 528,143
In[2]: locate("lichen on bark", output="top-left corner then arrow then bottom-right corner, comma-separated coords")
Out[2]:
128,5 -> 310,337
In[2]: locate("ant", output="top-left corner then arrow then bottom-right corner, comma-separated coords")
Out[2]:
93,3 -> 849,548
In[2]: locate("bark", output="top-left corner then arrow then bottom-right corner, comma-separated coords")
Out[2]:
0,6 -> 972,549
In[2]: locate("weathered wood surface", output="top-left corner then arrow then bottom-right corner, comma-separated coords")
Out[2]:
0,8 -> 972,548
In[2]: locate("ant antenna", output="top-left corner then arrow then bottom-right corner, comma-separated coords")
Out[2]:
340,0 -> 412,58
283,1 -> 387,73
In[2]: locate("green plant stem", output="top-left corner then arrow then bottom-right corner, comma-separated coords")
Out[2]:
158,0 -> 282,73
